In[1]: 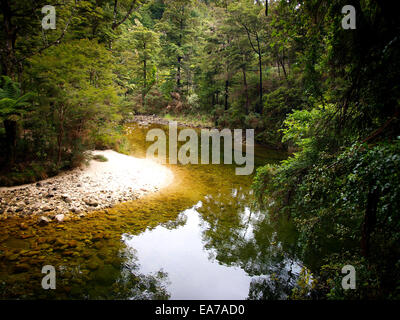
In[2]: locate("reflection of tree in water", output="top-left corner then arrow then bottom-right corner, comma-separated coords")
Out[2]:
197,184 -> 302,300
0,250 -> 171,300
248,275 -> 292,300
158,212 -> 188,231
105,234 -> 171,300
83,262 -> 171,300
51,239 -> 170,300
61,202 -> 188,299
246,258 -> 300,300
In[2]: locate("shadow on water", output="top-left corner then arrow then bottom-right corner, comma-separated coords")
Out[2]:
0,123 -> 302,300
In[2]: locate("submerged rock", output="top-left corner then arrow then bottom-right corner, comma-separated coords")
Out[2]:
19,223 -> 28,230
14,263 -> 30,273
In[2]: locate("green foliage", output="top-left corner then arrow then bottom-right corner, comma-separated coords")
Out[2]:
281,105 -> 336,149
253,0 -> 400,295
24,39 -> 121,167
0,160 -> 58,186
115,19 -> 161,111
291,267 -> 317,300
156,0 -> 198,92
91,154 -> 108,162
254,111 -> 400,298
0,76 -> 34,121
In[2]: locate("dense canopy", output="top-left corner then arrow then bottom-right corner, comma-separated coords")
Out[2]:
1,0 -> 399,299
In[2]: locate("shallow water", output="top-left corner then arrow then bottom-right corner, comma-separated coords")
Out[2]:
0,123 -> 302,300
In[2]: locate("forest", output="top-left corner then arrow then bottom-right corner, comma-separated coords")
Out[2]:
1,0 -> 400,300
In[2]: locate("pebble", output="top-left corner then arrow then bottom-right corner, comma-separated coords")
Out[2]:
0,150 -> 170,223
55,214 -> 65,222
38,216 -> 50,225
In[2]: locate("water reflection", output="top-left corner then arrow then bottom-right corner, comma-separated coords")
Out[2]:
122,182 -> 303,300
122,202 -> 253,299
197,184 -> 303,299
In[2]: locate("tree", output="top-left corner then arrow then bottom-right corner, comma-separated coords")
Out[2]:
112,0 -> 140,30
223,6 -> 255,114
0,0 -> 78,78
228,0 -> 267,113
156,0 -> 197,92
131,20 -> 161,108
0,76 -> 33,165
26,39 -> 120,165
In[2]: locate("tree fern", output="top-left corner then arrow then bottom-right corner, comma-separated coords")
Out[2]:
0,76 -> 34,120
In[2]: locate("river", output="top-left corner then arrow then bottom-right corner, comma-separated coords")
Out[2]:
0,123 -> 303,299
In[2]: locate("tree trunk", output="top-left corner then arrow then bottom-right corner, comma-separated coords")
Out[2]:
242,66 -> 249,115
224,79 -> 229,111
3,119 -> 17,166
280,58 -> 288,80
142,42 -> 147,109
257,52 -> 263,113
277,60 -> 280,78
280,48 -> 288,80
177,16 -> 183,90
255,33 -> 263,113
57,105 -> 65,166
177,58 -> 181,88
1,0 -> 17,77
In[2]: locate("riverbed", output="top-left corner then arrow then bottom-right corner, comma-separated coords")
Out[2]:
0,149 -> 173,220
0,123 -> 301,299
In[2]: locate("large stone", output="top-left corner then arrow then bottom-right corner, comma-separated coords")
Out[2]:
38,216 -> 50,225
64,198 -> 72,204
55,214 -> 65,222
84,198 -> 98,207
70,207 -> 81,214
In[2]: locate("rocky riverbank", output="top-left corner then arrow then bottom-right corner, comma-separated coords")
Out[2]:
0,150 -> 173,223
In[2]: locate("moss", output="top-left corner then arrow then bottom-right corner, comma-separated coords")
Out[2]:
91,154 -> 108,162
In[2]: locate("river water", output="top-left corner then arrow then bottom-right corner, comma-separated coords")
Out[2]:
0,123 -> 303,299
